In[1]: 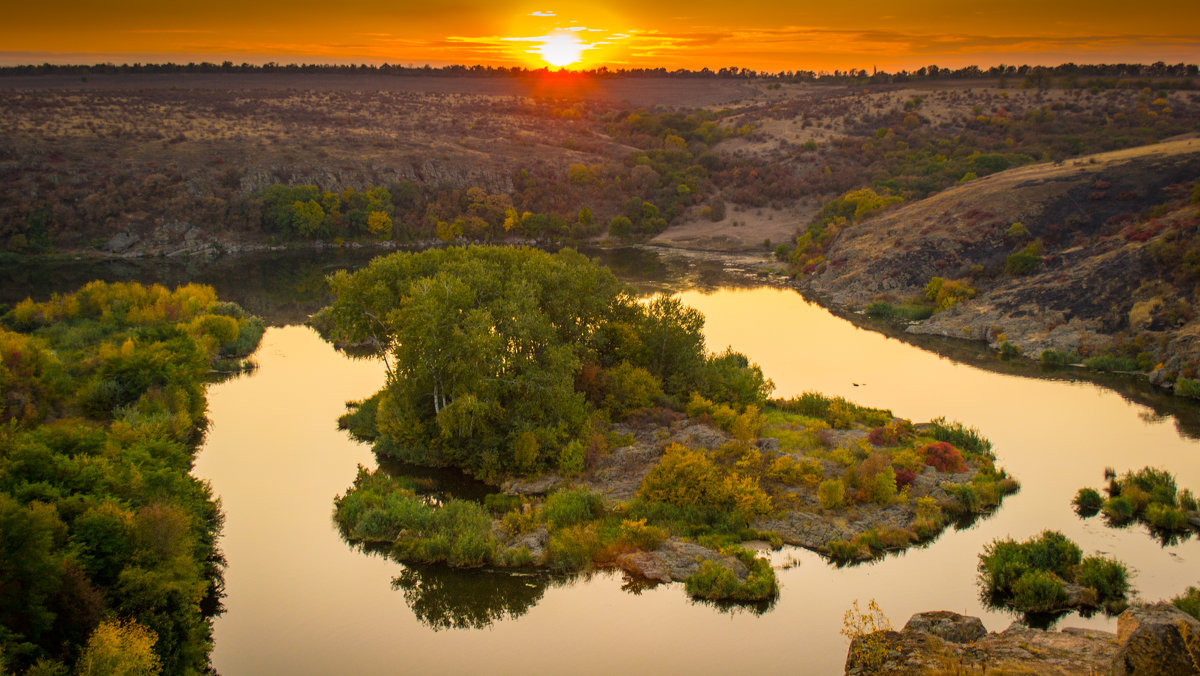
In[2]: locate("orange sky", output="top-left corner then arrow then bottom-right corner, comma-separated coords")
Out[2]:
4,1 -> 1199,72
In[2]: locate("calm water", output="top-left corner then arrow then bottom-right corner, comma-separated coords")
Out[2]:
8,250 -> 1200,674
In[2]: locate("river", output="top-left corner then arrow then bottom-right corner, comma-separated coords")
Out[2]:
5,247 -> 1200,674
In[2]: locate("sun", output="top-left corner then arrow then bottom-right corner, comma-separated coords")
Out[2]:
537,32 -> 585,68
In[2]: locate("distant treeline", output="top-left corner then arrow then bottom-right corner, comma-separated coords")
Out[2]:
2,60 -> 1197,85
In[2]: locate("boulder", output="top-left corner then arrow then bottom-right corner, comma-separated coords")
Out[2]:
903,611 -> 987,643
617,538 -> 748,583
104,231 -> 140,253
1110,602 -> 1200,675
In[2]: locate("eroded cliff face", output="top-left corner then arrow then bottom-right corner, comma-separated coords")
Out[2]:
802,137 -> 1200,390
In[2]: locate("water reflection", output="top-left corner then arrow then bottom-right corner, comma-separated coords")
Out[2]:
391,565 -> 571,631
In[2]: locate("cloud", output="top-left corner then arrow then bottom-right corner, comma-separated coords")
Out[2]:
530,11 -> 555,17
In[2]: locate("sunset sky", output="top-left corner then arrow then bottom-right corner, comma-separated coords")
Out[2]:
4,1 -> 1199,72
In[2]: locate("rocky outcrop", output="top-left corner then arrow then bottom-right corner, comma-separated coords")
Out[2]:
615,539 -> 749,583
1111,602 -> 1200,675
902,611 -> 987,643
847,604 -> 1200,675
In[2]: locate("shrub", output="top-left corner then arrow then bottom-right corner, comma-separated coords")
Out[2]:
1176,377 -> 1200,399
1005,239 -> 1044,275
921,442 -> 967,473
684,559 -> 740,599
1122,467 -> 1178,506
979,530 -> 1083,598
684,552 -> 778,601
1025,530 -> 1082,578
1084,354 -> 1139,372
1145,503 -> 1189,531
639,444 -> 770,520
546,524 -> 601,572
998,341 -> 1019,360
597,362 -> 663,418
894,468 -> 917,490
1073,488 -> 1104,516
1075,556 -> 1129,603
1180,489 -> 1198,512
826,538 -> 865,562
1011,569 -> 1068,612
841,600 -> 893,672
924,277 -> 976,312
616,518 -> 667,551
542,488 -> 603,529
1041,349 -> 1081,366
1102,495 -> 1135,521
1173,586 -> 1200,620
558,440 -> 585,476
870,468 -> 897,505
868,420 -> 913,446
818,479 -> 845,509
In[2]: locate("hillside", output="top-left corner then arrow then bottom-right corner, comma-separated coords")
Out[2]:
800,136 -> 1200,393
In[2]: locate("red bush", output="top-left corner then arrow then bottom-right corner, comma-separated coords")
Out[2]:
920,442 -> 967,473
868,426 -> 891,446
894,468 -> 917,489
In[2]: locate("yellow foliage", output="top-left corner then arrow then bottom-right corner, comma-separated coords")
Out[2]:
841,599 -> 893,672
76,619 -> 162,676
640,443 -> 771,519
367,210 -> 393,237
925,277 -> 976,312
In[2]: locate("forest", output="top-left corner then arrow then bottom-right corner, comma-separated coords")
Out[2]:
0,282 -> 262,674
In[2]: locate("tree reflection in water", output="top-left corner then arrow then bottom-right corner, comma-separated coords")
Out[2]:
391,564 -> 576,630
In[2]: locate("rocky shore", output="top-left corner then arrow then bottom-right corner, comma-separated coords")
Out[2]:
846,603 -> 1200,675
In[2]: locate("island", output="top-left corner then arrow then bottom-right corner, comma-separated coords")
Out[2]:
316,245 -> 1018,603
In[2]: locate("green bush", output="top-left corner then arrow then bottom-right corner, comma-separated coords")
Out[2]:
870,468 -> 897,505
1025,531 -> 1082,577
826,538 -> 864,563
1180,489 -> 1198,512
1122,467 -> 1178,506
546,524 -> 601,572
616,518 -> 667,551
1011,569 -> 1068,612
1041,349 -> 1081,366
1084,354 -> 1139,372
557,440 -> 585,476
1073,488 -> 1104,515
818,479 -> 845,509
979,530 -> 1127,614
684,559 -> 740,599
1104,495 -> 1137,523
998,341 -> 1020,360
1005,239 -> 1044,275
1075,556 -> 1129,603
1145,503 -> 1189,531
1172,586 -> 1200,620
541,488 -> 603,529
1177,377 -> 1200,399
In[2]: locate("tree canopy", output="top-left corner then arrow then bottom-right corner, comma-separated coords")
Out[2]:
316,246 -> 771,477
